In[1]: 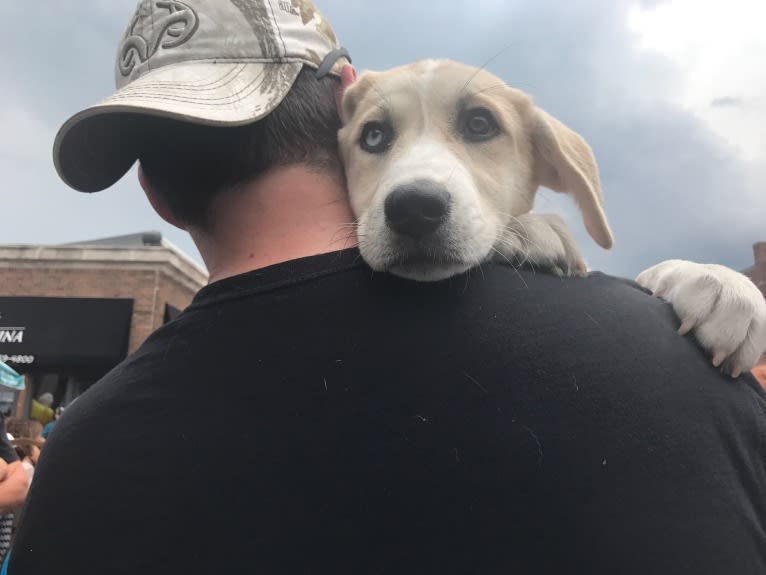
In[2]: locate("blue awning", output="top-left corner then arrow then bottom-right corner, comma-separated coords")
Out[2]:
0,361 -> 24,391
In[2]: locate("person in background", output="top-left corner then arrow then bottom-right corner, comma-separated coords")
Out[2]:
6,420 -> 45,484
10,442 -> 37,485
5,420 -> 43,448
41,407 -> 64,440
29,394 -> 54,427
0,415 -> 29,566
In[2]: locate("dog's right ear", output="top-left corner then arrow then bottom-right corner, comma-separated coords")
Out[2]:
529,108 -> 614,250
339,71 -> 378,124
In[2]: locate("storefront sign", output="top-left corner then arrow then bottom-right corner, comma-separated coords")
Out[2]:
0,329 -> 24,343
0,297 -> 134,373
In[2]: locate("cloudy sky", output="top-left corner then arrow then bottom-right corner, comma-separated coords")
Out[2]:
0,0 -> 763,278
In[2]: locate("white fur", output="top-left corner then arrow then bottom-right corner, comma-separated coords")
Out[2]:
637,260 -> 766,377
358,134 -> 503,281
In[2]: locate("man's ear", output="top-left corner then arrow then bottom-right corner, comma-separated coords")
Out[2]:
138,165 -> 187,231
335,64 -> 357,121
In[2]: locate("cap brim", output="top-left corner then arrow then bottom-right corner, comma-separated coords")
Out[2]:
54,61 -> 303,193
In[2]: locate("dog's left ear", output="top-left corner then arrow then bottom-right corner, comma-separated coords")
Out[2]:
530,109 -> 613,249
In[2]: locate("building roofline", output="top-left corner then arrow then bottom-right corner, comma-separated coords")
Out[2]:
0,241 -> 208,291
62,231 -> 166,249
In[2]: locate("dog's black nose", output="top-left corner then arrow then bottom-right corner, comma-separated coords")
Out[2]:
384,182 -> 451,238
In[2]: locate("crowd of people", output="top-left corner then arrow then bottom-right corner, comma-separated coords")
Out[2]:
0,392 -> 68,565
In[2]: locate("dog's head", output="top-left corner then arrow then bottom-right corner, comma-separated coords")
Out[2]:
338,59 -> 613,281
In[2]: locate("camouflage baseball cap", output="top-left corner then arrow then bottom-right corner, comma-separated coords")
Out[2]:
54,0 -> 350,193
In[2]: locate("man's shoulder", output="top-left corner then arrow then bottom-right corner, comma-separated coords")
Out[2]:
182,253 -> 653,334
477,264 -> 648,301
365,263 -> 659,327
177,260 -> 683,367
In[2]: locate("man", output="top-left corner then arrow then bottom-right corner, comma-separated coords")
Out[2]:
10,1 -> 766,573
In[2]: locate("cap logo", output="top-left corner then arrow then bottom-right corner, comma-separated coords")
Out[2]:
277,1 -> 300,16
119,1 -> 199,78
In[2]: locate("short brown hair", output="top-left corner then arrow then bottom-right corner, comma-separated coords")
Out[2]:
6,418 -> 43,441
138,67 -> 342,229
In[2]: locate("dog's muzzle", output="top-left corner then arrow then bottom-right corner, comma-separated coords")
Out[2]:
384,181 -> 451,239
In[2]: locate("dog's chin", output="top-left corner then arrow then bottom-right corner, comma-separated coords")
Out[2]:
378,249 -> 481,282
358,229 -> 493,282
388,261 -> 473,282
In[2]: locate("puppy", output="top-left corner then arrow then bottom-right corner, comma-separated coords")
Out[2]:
338,59 -> 766,377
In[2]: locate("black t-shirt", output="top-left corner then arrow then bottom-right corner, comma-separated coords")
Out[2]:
11,248 -> 766,574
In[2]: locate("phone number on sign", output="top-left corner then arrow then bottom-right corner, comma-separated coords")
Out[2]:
0,355 -> 35,365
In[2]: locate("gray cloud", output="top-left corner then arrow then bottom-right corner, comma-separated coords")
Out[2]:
0,2 -> 196,258
636,0 -> 671,7
0,0 -> 762,278
710,96 -> 744,109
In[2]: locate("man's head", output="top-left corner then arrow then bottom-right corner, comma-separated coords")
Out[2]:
137,67 -> 343,230
54,0 -> 351,230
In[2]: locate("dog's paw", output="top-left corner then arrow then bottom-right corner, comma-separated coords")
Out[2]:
495,213 -> 587,277
636,260 -> 766,378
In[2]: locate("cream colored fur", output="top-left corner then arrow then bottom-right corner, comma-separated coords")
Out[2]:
338,59 -> 766,377
637,261 -> 766,377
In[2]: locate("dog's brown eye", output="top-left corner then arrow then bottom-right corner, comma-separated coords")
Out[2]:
360,122 -> 392,154
461,109 -> 499,142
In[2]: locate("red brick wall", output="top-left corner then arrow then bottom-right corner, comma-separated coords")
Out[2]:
750,242 -> 766,296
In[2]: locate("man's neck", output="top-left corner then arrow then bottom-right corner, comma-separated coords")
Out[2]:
191,165 -> 358,284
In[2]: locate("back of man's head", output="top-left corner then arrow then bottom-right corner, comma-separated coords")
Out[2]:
138,67 -> 342,229
53,0 -> 351,229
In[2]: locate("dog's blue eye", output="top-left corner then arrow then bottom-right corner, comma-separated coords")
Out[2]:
468,116 -> 490,134
462,109 -> 499,141
360,122 -> 391,153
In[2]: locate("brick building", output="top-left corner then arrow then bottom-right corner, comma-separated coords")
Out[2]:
743,242 -> 766,387
0,232 -> 207,417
